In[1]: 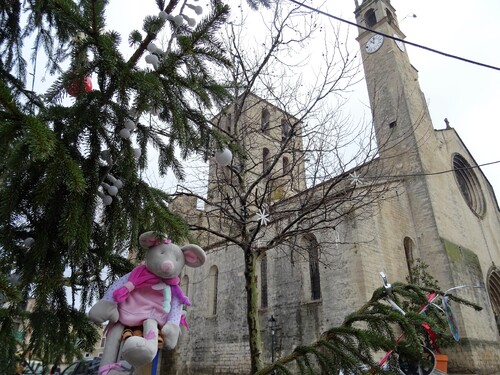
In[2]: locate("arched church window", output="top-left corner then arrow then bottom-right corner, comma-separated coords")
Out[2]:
226,113 -> 232,133
281,118 -> 290,141
283,157 -> 290,175
263,147 -> 270,173
487,268 -> 500,334
365,9 -> 377,27
452,154 -> 486,217
261,108 -> 270,132
385,8 -> 394,24
260,254 -> 268,308
303,235 -> 321,301
404,237 -> 415,283
208,265 -> 218,316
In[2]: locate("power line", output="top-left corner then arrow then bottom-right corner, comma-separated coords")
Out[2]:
371,159 -> 500,180
286,0 -> 500,72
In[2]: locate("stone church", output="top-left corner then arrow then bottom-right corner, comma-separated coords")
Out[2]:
165,0 -> 500,374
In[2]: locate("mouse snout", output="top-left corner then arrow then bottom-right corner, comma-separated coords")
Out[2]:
161,260 -> 174,274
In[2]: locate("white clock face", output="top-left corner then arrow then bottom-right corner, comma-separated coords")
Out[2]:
365,34 -> 384,54
393,33 -> 405,52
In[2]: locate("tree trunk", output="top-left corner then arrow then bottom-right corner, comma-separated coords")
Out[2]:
244,249 -> 263,374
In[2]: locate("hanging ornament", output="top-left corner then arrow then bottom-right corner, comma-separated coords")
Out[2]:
186,4 -> 203,15
66,76 -> 92,97
145,54 -> 159,65
24,237 -> 35,247
146,42 -> 163,57
159,11 -> 168,20
256,208 -> 270,226
147,42 -> 158,53
349,171 -> 363,185
133,148 -> 142,158
173,15 -> 184,26
97,191 -> 113,205
155,47 -> 165,56
101,182 -> 119,196
215,148 -> 232,166
182,15 -> 196,27
124,119 -> 137,131
119,128 -> 131,139
107,174 -> 123,189
145,54 -> 159,69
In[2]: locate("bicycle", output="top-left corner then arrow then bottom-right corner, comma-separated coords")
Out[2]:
376,272 -> 482,375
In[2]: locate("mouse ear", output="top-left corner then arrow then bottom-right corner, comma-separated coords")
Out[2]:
139,231 -> 166,249
181,244 -> 206,268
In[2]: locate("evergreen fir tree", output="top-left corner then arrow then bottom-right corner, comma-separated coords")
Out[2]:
0,0 -> 235,372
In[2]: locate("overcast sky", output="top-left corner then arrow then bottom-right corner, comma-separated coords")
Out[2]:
336,0 -> 500,199
105,0 -> 500,199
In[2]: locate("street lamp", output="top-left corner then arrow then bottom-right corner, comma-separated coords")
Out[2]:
268,315 -> 277,365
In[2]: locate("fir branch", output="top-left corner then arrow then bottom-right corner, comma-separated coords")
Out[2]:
255,282 -> 481,375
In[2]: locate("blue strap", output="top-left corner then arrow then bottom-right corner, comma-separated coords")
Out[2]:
151,351 -> 159,375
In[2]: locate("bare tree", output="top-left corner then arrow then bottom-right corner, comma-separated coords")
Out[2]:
170,2 -> 402,373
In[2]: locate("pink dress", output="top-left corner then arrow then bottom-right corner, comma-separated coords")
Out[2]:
104,274 -> 183,328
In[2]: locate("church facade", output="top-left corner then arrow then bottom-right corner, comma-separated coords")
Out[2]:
164,1 -> 500,374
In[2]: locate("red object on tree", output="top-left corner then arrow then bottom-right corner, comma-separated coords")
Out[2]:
66,76 -> 92,97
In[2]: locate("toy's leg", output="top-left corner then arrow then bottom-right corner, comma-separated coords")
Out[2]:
121,319 -> 158,368
98,323 -> 125,375
161,322 -> 180,349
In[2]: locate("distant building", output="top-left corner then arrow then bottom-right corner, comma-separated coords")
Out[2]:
165,1 -> 500,374
89,324 -> 107,358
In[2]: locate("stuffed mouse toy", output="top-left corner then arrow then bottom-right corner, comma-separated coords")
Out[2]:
88,231 -> 206,374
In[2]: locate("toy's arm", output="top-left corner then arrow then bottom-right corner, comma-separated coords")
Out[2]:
103,272 -> 131,302
88,273 -> 130,324
167,296 -> 183,325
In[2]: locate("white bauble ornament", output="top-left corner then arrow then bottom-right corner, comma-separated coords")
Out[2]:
133,148 -> 142,158
107,174 -> 124,189
97,191 -> 113,205
215,148 -> 232,166
183,15 -> 196,27
173,15 -> 184,26
102,183 -> 119,196
113,179 -> 123,189
186,4 -> 203,15
147,42 -> 158,53
124,119 -> 137,130
151,54 -> 159,65
107,185 -> 119,196
145,54 -> 159,66
159,11 -> 168,20
102,195 -> 113,205
24,237 -> 35,247
119,128 -> 131,139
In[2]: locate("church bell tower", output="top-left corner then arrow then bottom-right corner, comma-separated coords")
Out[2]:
354,0 -> 436,173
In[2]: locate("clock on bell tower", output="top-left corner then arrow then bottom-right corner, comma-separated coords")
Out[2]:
354,0 -> 435,167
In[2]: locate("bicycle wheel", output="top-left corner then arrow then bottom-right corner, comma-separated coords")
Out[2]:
398,346 -> 436,375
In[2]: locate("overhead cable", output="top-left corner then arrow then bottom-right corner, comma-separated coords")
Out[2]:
287,0 -> 500,72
